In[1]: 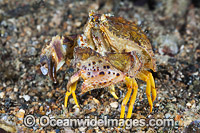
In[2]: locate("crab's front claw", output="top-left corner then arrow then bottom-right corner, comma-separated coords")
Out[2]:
40,35 -> 67,83
40,54 -> 57,83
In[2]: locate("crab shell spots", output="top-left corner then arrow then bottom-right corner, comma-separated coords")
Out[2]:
92,83 -> 96,87
80,68 -> 125,94
99,71 -> 105,75
74,47 -> 126,94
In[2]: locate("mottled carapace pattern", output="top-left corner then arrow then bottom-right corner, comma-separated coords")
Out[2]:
83,11 -> 156,72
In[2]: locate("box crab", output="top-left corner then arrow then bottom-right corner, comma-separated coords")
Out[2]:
40,11 -> 157,120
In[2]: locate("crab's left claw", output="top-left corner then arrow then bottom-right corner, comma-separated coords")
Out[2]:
40,35 -> 67,83
40,54 -> 58,83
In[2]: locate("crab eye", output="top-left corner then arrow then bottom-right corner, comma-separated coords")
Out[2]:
90,16 -> 99,23
90,17 -> 96,22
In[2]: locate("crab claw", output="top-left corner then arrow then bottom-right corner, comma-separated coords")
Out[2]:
40,35 -> 67,83
40,54 -> 58,83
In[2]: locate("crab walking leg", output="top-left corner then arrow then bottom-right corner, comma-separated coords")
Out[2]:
65,71 -> 81,108
64,90 -> 72,107
120,77 -> 133,119
71,81 -> 80,108
126,78 -> 138,119
138,73 -> 153,112
64,82 -> 80,108
143,71 -> 156,102
148,72 -> 156,102
108,85 -> 119,99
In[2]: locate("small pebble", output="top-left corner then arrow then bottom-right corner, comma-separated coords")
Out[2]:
75,22 -> 81,27
14,87 -> 18,92
16,109 -> 25,120
46,110 -> 51,115
93,98 -> 100,105
47,92 -> 53,98
73,106 -> 80,116
64,128 -> 74,133
186,102 -> 192,108
165,113 -> 171,119
110,102 -> 118,109
157,35 -> 179,55
155,103 -> 160,107
0,92 -> 5,99
23,95 -> 30,101
104,105 -> 110,114
9,93 -> 16,100
172,98 -> 177,102
79,127 -> 87,132
28,47 -> 37,56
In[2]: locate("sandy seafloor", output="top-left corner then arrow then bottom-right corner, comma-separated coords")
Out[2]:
0,0 -> 199,132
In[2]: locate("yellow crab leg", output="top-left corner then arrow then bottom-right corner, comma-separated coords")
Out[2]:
108,85 -> 119,99
120,77 -> 133,119
71,81 -> 80,108
138,73 -> 153,112
64,90 -> 71,107
148,72 -> 156,102
64,81 -> 80,108
126,78 -> 138,119
143,71 -> 156,102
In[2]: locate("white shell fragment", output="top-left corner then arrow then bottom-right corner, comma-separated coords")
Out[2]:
23,95 -> 30,101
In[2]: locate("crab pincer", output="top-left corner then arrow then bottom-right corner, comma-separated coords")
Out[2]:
40,35 -> 77,83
